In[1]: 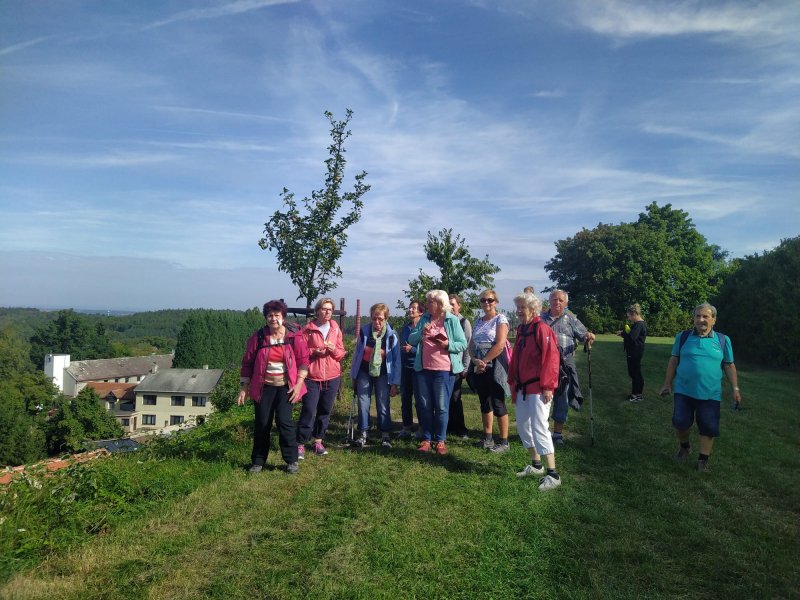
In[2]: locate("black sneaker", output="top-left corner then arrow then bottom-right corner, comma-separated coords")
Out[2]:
674,447 -> 691,461
351,435 -> 367,448
696,458 -> 709,471
478,437 -> 495,450
381,436 -> 392,449
286,462 -> 299,474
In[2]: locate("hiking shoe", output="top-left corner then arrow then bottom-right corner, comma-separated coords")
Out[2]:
418,440 -> 432,453
478,437 -> 495,450
381,436 -> 392,449
696,458 -> 709,472
247,464 -> 263,474
516,464 -> 545,478
396,429 -> 412,440
313,441 -> 328,456
674,447 -> 691,461
286,462 -> 299,475
297,444 -> 305,460
490,442 -> 510,453
435,441 -> 447,455
628,394 -> 643,403
351,435 -> 367,448
538,474 -> 562,491
552,434 -> 565,446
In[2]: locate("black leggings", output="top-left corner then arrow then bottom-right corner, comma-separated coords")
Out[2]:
252,385 -> 298,465
626,353 -> 644,395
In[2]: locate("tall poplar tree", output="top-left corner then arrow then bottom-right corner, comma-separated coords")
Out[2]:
259,109 -> 370,309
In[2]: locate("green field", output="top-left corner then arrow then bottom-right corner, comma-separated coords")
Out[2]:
2,335 -> 798,599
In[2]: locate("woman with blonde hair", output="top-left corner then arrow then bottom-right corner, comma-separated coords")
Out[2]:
407,290 -> 468,455
469,289 -> 512,452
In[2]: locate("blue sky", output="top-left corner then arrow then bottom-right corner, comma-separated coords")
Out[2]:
1,0 -> 798,316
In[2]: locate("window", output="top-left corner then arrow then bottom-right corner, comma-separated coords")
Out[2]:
143,395 -> 157,406
121,418 -> 130,426
171,395 -> 185,406
170,415 -> 184,426
143,414 -> 156,425
192,396 -> 207,407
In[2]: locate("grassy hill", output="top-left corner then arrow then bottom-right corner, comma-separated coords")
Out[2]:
1,335 -> 798,599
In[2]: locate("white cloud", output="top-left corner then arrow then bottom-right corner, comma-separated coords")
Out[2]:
144,0 -> 301,29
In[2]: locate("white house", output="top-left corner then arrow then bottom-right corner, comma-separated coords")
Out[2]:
44,353 -> 173,396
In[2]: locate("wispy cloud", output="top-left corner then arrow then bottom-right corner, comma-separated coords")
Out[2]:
150,105 -> 292,123
0,36 -> 53,56
144,0 -> 300,29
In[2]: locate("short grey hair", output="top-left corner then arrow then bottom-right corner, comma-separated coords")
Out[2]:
549,289 -> 569,303
514,292 -> 542,314
694,302 -> 717,319
314,297 -> 335,312
426,289 -> 452,312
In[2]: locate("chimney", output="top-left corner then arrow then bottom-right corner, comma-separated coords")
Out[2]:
203,364 -> 209,370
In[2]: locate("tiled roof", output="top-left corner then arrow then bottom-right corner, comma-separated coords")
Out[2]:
133,368 -> 224,395
66,354 -> 173,382
85,382 -> 137,401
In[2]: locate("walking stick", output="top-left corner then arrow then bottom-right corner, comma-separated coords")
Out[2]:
584,340 -> 594,445
346,386 -> 357,443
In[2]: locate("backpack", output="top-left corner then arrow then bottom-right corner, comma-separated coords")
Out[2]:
513,321 -> 569,396
676,329 -> 728,369
256,321 -> 301,350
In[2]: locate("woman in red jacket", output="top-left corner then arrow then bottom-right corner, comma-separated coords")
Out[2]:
507,292 -> 563,491
237,300 -> 309,475
297,298 -> 347,458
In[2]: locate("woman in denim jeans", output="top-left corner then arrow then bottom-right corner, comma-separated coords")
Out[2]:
349,303 -> 401,448
407,290 -> 468,455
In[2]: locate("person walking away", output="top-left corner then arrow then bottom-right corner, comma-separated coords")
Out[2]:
658,303 -> 742,471
398,300 -> 422,439
617,303 -> 647,403
297,298 -> 346,458
350,303 -> 401,448
447,293 -> 472,439
508,292 -> 563,491
238,300 -> 309,475
540,290 -> 595,445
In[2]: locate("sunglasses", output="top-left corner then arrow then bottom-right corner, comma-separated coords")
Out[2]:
480,298 -> 496,304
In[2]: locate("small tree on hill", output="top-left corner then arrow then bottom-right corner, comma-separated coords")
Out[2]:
400,228 -> 500,317
47,388 -> 123,453
259,109 -> 370,309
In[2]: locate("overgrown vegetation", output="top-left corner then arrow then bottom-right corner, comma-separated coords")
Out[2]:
2,337 -> 797,598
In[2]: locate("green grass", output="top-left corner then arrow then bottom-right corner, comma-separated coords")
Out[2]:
1,335 -> 798,599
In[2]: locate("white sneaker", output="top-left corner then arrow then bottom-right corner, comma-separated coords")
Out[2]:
516,464 -> 545,478
538,474 -> 562,491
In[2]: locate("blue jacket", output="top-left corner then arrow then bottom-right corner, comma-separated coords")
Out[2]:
350,322 -> 402,386
407,312 -> 468,374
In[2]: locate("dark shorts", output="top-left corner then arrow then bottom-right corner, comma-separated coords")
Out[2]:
475,370 -> 508,417
672,393 -> 721,437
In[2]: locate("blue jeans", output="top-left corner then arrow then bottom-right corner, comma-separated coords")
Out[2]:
355,369 -> 392,434
552,354 -> 582,424
414,369 -> 455,442
297,377 -> 341,443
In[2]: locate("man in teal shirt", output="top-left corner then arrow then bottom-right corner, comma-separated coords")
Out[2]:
659,303 -> 742,471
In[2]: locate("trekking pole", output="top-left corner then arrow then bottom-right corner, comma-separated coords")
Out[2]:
584,340 -> 594,445
346,386 -> 357,443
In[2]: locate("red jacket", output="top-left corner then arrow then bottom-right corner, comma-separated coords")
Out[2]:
507,317 -> 560,399
240,326 -> 310,402
303,319 -> 347,382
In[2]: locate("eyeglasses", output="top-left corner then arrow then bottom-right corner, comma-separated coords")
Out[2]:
480,298 -> 496,304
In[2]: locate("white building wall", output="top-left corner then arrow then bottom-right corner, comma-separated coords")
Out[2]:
44,354 -> 70,393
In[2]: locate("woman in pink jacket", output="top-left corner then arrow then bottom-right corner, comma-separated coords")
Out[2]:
296,298 -> 347,458
507,292 -> 562,491
238,300 -> 309,475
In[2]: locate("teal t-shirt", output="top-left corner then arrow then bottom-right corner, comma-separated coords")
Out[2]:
671,330 -> 734,401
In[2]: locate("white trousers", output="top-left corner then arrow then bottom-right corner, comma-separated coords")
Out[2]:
515,391 -> 554,456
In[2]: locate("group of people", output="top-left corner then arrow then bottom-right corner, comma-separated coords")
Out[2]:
237,289 -> 741,482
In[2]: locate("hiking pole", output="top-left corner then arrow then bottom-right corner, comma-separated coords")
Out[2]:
584,340 -> 594,445
346,386 -> 357,443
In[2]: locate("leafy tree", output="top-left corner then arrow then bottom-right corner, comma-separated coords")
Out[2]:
0,382 -> 47,465
400,228 -> 500,317
174,309 -> 264,369
712,236 -> 800,368
544,203 -> 730,335
259,109 -> 370,308
46,388 -> 123,453
29,310 -> 113,369
210,369 -> 242,412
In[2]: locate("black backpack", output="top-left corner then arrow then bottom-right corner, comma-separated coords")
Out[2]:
513,321 -> 569,397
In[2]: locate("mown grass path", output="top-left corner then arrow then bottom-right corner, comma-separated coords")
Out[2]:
2,336 -> 798,599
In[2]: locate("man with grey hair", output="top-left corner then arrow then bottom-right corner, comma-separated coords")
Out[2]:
658,303 -> 742,471
540,289 -> 595,445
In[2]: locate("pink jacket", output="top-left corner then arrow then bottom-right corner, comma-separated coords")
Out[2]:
240,327 -> 310,402
303,319 -> 347,382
